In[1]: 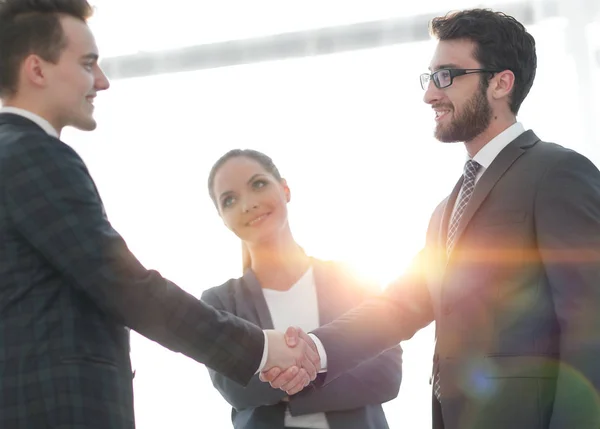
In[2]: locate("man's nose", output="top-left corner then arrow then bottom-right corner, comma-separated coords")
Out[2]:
423,79 -> 442,105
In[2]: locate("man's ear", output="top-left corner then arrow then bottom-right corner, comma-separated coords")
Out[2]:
489,69 -> 515,101
21,54 -> 50,90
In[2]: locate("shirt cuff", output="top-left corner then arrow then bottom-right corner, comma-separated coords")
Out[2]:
255,330 -> 269,374
308,333 -> 328,372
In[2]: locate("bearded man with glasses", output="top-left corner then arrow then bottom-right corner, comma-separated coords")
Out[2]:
262,8 -> 600,429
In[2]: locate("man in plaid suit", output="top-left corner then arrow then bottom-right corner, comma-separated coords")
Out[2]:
0,1 -> 318,428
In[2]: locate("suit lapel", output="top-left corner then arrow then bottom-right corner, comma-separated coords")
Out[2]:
445,131 -> 539,259
241,269 -> 275,329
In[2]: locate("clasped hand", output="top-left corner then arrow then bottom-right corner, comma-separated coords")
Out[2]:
260,327 -> 319,395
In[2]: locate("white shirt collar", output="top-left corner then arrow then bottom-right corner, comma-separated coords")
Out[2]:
472,122 -> 526,169
0,107 -> 59,138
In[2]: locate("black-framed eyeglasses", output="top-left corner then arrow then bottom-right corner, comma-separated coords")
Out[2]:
420,68 -> 502,90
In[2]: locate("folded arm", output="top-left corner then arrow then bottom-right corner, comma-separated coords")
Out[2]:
208,371 -> 287,411
288,343 -> 402,415
202,290 -> 287,410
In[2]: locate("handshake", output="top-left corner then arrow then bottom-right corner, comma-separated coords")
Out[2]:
260,327 -> 323,395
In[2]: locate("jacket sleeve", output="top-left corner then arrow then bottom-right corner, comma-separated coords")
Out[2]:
534,151 -> 600,428
289,344 -> 402,415
289,265 -> 403,414
312,251 -> 434,384
201,288 -> 287,410
2,134 -> 264,386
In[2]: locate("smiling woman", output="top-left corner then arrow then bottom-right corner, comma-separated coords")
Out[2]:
200,148 -> 403,429
209,149 -> 291,256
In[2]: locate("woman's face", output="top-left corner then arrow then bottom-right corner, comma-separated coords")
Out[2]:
212,156 -> 291,245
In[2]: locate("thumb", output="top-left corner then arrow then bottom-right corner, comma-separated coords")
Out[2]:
284,326 -> 300,347
259,367 -> 281,382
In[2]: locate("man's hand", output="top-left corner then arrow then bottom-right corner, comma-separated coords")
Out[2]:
260,326 -> 318,395
260,327 -> 320,394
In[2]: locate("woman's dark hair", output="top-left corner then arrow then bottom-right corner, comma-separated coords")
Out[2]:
207,149 -> 282,207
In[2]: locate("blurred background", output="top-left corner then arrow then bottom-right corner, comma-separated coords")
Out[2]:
60,0 -> 600,427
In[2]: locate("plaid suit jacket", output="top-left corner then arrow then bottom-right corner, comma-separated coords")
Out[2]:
0,113 -> 264,429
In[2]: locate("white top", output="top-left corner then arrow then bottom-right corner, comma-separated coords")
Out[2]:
262,266 -> 330,429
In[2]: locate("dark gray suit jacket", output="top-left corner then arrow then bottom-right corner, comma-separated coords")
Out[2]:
313,131 -> 600,429
0,113 -> 264,429
202,259 -> 403,429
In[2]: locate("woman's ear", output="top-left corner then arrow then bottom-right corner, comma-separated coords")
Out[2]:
280,178 -> 291,203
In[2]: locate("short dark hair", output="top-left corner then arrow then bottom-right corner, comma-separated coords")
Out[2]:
208,149 -> 283,207
430,9 -> 536,114
0,0 -> 94,98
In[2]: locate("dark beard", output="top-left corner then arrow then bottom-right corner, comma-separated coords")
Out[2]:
435,87 -> 492,143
